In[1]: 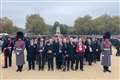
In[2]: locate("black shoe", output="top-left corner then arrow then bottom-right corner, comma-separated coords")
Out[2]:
67,68 -> 69,71
28,69 -> 31,71
71,68 -> 74,71
75,68 -> 78,71
103,70 -> 106,72
80,69 -> 84,71
63,68 -> 66,71
32,68 -> 35,70
20,70 -> 22,72
2,66 -> 8,68
16,69 -> 20,72
48,69 -> 50,71
107,70 -> 111,72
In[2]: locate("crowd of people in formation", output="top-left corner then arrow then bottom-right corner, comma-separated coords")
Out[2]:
0,31 -> 117,73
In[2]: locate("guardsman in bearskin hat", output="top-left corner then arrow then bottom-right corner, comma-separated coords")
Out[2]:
101,32 -> 112,72
14,32 -> 25,72
2,36 -> 14,68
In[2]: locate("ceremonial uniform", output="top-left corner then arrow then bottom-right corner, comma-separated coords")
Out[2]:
101,32 -> 112,72
14,32 -> 25,72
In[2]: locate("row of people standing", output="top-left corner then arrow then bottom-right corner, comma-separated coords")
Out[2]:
25,36 -> 102,71
1,32 -> 112,73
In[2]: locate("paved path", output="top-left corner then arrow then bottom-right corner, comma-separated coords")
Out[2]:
0,47 -> 120,80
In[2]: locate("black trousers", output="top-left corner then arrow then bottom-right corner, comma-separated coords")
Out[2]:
47,54 -> 54,70
75,54 -> 84,70
28,60 -> 35,70
63,56 -> 70,71
4,52 -> 12,67
96,52 -> 101,61
86,53 -> 93,65
93,52 -> 97,63
56,54 -> 62,70
41,55 -> 46,70
38,54 -> 43,70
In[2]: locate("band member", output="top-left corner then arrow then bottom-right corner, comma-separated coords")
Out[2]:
14,32 -> 25,72
75,38 -> 86,71
101,32 -> 112,72
37,38 -> 45,70
44,38 -> 54,71
2,37 -> 14,68
27,39 -> 37,70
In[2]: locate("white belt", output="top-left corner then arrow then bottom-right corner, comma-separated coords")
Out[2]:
104,48 -> 110,50
16,48 -> 22,51
8,47 -> 12,49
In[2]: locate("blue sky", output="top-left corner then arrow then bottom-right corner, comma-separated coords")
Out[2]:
0,0 -> 120,28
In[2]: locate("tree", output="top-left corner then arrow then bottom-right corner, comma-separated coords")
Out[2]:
0,17 -> 15,33
74,15 -> 93,35
25,14 -> 48,35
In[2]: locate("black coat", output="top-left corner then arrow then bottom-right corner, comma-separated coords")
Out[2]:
62,43 -> 75,58
27,44 -> 37,61
44,43 -> 54,55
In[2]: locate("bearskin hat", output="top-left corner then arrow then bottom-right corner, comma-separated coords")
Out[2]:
103,32 -> 111,39
16,31 -> 24,40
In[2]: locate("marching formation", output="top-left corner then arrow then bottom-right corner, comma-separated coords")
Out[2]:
1,32 -> 112,73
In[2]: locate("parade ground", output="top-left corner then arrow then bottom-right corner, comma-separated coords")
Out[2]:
0,47 -> 120,80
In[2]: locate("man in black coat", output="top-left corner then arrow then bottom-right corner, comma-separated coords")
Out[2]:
37,38 -> 45,70
62,38 -> 75,71
44,38 -> 54,71
27,39 -> 37,70
85,38 -> 94,65
53,39 -> 62,70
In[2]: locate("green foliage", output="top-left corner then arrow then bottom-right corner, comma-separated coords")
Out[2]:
25,14 -> 48,35
74,15 -> 120,35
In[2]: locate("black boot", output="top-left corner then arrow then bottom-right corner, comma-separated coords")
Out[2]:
106,67 -> 111,72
